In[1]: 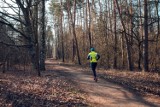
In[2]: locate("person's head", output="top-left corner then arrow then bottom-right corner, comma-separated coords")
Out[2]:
90,47 -> 95,51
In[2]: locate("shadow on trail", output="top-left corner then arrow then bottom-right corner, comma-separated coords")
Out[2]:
46,60 -> 160,107
99,75 -> 160,107
0,60 -> 89,107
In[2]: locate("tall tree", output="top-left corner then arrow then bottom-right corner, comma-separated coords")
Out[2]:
87,0 -> 92,48
40,0 -> 46,71
66,0 -> 81,65
34,0 -> 40,76
60,0 -> 64,62
154,0 -> 160,69
0,0 -> 42,75
113,0 -> 117,69
114,0 -> 133,71
143,0 -> 149,71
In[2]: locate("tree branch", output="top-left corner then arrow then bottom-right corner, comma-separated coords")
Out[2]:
0,41 -> 32,48
0,20 -> 29,40
0,11 -> 26,25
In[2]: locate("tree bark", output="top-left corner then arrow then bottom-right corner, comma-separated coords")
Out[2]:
40,0 -> 46,71
143,0 -> 149,71
60,0 -> 64,62
34,0 -> 40,76
113,0 -> 117,69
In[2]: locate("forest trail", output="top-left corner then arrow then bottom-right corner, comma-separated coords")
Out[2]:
46,59 -> 160,107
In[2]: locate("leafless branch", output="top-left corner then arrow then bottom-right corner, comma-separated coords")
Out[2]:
0,20 -> 29,40
0,11 -> 26,25
0,41 -> 32,48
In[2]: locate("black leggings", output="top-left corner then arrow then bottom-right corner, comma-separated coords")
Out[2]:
90,63 -> 97,78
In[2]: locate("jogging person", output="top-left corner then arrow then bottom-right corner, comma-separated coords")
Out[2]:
87,47 -> 100,82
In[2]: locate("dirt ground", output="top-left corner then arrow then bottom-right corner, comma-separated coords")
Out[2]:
46,59 -> 160,107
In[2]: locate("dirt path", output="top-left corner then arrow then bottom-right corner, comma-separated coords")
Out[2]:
46,60 -> 160,107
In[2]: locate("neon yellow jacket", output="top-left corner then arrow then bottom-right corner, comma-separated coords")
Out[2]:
87,51 -> 100,63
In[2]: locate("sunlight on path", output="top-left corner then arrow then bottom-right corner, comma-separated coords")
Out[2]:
47,60 -> 160,107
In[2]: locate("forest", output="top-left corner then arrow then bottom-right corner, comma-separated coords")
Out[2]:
49,0 -> 160,72
0,0 -> 160,73
0,0 -> 160,107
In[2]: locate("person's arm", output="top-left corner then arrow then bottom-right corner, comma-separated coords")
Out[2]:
87,54 -> 90,60
97,54 -> 100,60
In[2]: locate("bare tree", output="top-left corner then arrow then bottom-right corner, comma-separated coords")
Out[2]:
40,0 -> 46,71
114,0 -> 133,71
113,0 -> 117,69
0,0 -> 43,76
143,0 -> 149,71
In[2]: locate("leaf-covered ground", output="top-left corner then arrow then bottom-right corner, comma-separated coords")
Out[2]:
52,61 -> 160,106
0,60 -> 160,107
0,69 -> 88,107
99,70 -> 160,96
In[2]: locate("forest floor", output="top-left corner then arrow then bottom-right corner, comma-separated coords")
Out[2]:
0,59 -> 160,107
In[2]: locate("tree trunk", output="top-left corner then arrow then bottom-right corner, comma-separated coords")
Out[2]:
67,0 -> 81,65
73,0 -> 81,65
87,0 -> 92,48
143,0 -> 149,71
113,0 -> 117,69
155,1 -> 159,70
137,0 -> 143,70
40,0 -> 46,71
35,0 -> 40,76
60,0 -> 64,62
114,0 -> 133,71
